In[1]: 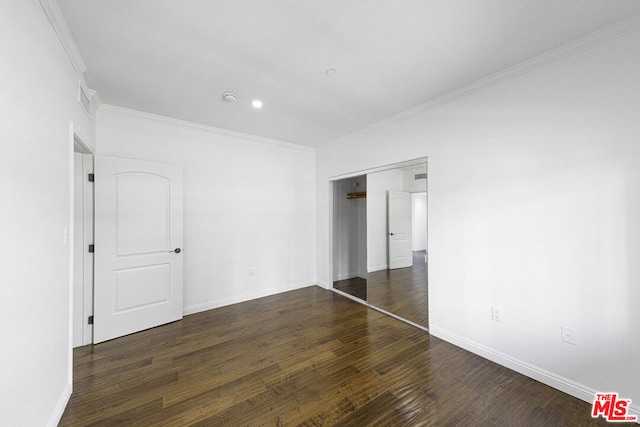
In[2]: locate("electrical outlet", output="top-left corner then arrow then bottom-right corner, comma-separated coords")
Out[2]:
248,267 -> 254,277
561,326 -> 577,345
492,306 -> 503,322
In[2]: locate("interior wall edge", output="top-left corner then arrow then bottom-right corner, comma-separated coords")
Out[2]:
316,281 -> 331,290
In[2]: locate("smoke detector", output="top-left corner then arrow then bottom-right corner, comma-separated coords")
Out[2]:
222,92 -> 238,102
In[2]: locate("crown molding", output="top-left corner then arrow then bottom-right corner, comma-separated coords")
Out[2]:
99,104 -> 315,153
326,13 -> 640,147
39,0 -> 87,75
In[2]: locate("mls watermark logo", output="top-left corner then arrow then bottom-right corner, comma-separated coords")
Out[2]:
592,393 -> 638,422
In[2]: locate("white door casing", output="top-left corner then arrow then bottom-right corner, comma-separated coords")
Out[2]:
94,155 -> 183,343
72,153 -> 95,347
388,190 -> 413,269
72,153 -> 84,347
82,154 -> 95,345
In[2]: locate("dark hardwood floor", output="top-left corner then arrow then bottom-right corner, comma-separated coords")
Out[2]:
332,276 -> 367,301
368,250 -> 428,327
60,286 -> 624,426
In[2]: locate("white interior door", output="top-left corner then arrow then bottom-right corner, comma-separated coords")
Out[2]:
388,190 -> 413,269
72,153 -> 94,347
94,155 -> 183,343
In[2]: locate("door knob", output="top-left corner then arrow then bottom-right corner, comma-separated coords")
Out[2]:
171,248 -> 182,253
389,233 -> 395,236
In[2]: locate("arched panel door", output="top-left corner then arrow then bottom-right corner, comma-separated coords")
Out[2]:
94,155 -> 183,343
388,190 -> 413,269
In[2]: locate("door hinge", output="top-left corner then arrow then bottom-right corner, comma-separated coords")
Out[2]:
88,173 -> 95,182
88,244 -> 94,253
88,315 -> 94,325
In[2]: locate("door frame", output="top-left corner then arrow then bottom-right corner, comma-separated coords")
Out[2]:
72,135 -> 94,347
92,154 -> 184,343
327,157 -> 428,330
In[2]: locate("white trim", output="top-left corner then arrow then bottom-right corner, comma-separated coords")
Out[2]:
429,325 -> 640,424
368,264 -> 388,273
325,13 -> 640,147
99,104 -> 315,153
38,0 -> 87,75
73,134 -> 92,154
47,381 -> 71,427
182,281 -> 316,316
330,287 -> 366,304
316,280 -> 331,289
329,288 -> 428,332
368,304 -> 428,332
429,325 -> 593,400
329,157 -> 427,181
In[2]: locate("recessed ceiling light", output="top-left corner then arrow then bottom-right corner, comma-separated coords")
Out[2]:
222,92 -> 238,102
252,100 -> 263,109
325,68 -> 337,77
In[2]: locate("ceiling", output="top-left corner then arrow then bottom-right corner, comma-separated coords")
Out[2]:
57,1 -> 640,147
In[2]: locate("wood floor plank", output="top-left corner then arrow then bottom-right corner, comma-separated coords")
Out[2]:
367,250 -> 428,327
59,286 -> 632,426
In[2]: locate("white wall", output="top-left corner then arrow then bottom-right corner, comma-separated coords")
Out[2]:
412,193 -> 427,252
403,164 -> 427,193
95,106 -> 316,314
317,28 -> 640,411
366,169 -> 403,272
0,1 -> 93,425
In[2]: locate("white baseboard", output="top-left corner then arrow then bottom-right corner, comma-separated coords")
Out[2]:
47,381 -> 72,427
183,281 -> 316,316
429,326 -> 640,424
632,405 -> 640,424
368,264 -> 388,273
316,280 -> 331,289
